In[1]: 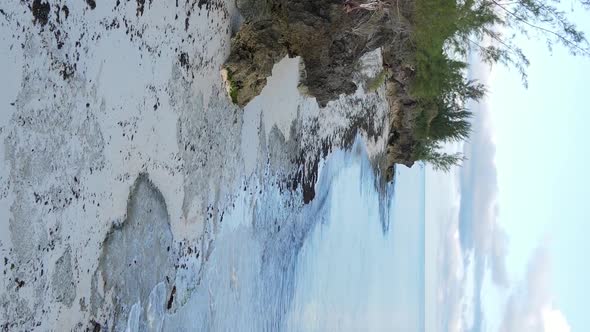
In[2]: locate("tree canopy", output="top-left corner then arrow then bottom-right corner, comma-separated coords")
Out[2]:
356,0 -> 590,170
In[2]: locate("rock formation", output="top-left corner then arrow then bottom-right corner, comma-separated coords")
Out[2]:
224,0 -> 395,107
225,0 -> 420,175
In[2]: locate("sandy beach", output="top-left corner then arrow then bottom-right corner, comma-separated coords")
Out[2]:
0,1 -> 392,329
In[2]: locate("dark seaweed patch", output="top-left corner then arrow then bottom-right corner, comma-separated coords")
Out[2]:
86,0 -> 96,10
167,285 -> 176,310
198,0 -> 209,10
136,0 -> 145,16
31,0 -> 50,26
179,52 -> 189,70
61,5 -> 69,19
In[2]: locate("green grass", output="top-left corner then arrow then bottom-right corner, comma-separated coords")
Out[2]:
367,70 -> 388,92
229,84 -> 238,104
224,69 -> 239,104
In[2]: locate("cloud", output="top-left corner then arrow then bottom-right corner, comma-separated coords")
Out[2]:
457,60 -> 511,291
439,219 -> 468,332
447,52 -> 569,332
455,60 -> 513,332
542,309 -> 571,332
499,246 -> 570,332
489,227 -> 509,287
425,59 -> 498,332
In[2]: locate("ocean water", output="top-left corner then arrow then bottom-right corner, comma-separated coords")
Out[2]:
286,145 -> 425,332
135,137 -> 425,331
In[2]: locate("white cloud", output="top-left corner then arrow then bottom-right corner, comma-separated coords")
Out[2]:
543,308 -> 571,332
436,60 -> 513,331
459,64 -> 510,290
440,59 -> 572,332
498,246 -> 570,332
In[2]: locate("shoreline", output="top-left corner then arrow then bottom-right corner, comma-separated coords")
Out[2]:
0,0 -> 394,329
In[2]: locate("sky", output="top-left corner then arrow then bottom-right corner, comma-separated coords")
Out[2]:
451,2 -> 590,331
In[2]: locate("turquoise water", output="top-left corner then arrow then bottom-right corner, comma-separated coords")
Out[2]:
285,141 -> 425,331
134,137 -> 425,331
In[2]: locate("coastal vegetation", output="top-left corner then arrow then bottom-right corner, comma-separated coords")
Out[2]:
224,0 -> 590,174
371,0 -> 590,170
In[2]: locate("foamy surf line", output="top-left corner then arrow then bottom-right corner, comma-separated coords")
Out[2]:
121,136 -> 424,331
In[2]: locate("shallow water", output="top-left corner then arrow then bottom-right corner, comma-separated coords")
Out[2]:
136,137 -> 425,331
286,143 -> 425,332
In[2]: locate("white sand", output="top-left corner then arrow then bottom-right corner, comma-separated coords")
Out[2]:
0,0 -> 391,329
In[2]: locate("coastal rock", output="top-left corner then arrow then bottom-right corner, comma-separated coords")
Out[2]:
95,174 -> 176,330
225,0 -> 395,107
375,50 -> 419,181
0,0 -> 399,329
226,0 -> 420,176
51,247 -> 76,307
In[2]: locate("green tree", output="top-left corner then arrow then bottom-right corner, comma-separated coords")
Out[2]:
348,0 -> 589,171
412,140 -> 465,172
451,0 -> 590,86
406,0 -> 587,170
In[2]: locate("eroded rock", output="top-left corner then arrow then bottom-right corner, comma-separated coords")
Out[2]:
52,247 -> 76,307
224,0 -> 396,107
95,174 -> 176,330
381,47 -> 419,176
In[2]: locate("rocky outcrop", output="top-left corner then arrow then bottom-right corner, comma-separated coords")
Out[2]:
94,174 -> 176,331
225,0 -> 421,180
382,47 -> 419,170
224,0 -> 395,107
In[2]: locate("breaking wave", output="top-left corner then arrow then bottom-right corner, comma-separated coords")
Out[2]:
130,136 -> 425,331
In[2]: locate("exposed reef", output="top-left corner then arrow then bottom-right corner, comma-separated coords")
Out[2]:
94,174 -> 176,331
